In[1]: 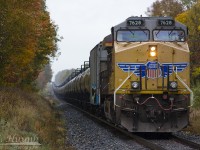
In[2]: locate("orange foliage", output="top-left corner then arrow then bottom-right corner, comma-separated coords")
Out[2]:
0,0 -> 59,85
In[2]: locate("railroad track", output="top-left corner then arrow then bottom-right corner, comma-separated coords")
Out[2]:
66,103 -> 164,150
64,103 -> 200,150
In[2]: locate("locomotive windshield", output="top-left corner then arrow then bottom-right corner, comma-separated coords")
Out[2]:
153,29 -> 185,42
117,30 -> 149,42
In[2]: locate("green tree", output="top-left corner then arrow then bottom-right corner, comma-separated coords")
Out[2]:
146,0 -> 184,18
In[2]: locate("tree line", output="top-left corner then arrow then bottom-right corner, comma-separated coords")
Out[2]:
0,0 -> 59,87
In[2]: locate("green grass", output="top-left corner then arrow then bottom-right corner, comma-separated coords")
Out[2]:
0,87 -> 73,150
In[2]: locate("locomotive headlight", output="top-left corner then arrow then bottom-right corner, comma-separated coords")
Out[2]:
149,46 -> 157,57
169,81 -> 178,91
150,46 -> 156,51
131,81 -> 140,90
150,51 -> 156,57
132,82 -> 139,89
170,82 -> 177,89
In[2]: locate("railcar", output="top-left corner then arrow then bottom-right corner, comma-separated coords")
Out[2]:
53,16 -> 193,132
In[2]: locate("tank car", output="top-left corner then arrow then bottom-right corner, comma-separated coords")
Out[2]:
53,16 -> 193,132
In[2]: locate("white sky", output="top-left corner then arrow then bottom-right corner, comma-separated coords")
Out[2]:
45,0 -> 155,80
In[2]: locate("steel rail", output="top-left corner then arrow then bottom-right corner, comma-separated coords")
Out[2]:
66,103 -> 166,150
171,134 -> 200,149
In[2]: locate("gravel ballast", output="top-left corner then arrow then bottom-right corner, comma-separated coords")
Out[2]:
173,131 -> 200,145
63,104 -> 148,150
57,102 -> 200,150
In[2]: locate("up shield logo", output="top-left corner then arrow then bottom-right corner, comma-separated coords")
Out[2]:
117,61 -> 188,79
146,62 -> 161,79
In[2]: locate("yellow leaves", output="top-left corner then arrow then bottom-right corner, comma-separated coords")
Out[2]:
19,49 -> 35,66
192,67 -> 200,78
175,11 -> 189,24
0,0 -> 59,85
175,2 -> 200,82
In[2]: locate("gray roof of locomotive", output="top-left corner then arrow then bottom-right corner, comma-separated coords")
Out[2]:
112,16 -> 188,40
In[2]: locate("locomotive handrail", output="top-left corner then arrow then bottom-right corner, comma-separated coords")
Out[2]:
114,72 -> 134,110
173,67 -> 194,106
114,65 -> 137,110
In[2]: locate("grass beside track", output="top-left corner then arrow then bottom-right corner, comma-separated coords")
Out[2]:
183,108 -> 200,135
184,109 -> 200,135
0,87 -> 72,150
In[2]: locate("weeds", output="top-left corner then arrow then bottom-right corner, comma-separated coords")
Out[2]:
0,87 -> 71,150
183,82 -> 200,135
192,81 -> 200,108
184,109 -> 200,135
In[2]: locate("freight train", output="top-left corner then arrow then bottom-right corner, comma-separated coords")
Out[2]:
53,16 -> 193,132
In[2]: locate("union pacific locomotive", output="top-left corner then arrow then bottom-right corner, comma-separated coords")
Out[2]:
53,16 -> 193,132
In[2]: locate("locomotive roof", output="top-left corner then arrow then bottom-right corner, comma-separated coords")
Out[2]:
112,16 -> 188,34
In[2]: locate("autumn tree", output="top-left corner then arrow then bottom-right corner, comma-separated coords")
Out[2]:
176,1 -> 200,108
146,0 -> 184,18
179,0 -> 198,10
0,0 -> 59,86
176,1 -> 200,81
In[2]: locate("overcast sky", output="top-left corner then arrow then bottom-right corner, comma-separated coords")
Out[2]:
45,0 -> 156,80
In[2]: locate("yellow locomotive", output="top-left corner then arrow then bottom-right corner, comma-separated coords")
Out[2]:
53,16 -> 192,132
